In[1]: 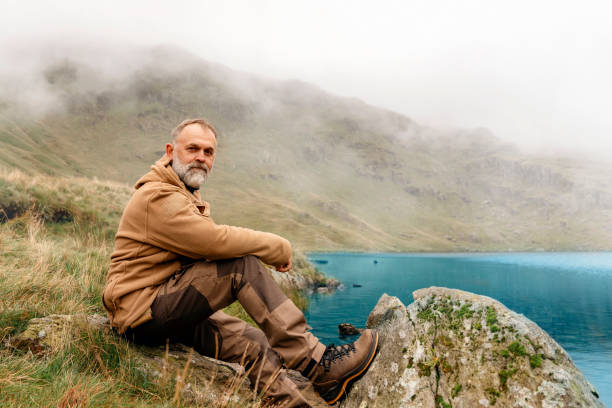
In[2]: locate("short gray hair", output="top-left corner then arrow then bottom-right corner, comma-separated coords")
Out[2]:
171,118 -> 218,144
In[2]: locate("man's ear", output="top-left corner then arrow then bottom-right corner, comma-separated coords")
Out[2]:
165,143 -> 174,158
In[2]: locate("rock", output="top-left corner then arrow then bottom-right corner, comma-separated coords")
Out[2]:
326,278 -> 343,290
271,267 -> 317,292
366,293 -> 407,328
339,323 -> 363,336
270,267 -> 342,295
9,313 -> 327,407
341,287 -> 604,408
9,314 -> 108,353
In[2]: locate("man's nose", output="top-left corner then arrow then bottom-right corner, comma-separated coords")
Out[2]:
195,151 -> 206,162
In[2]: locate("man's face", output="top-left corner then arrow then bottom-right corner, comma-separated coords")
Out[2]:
166,124 -> 217,189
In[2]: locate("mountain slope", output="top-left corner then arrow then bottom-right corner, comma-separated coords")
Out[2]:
1,45 -> 611,251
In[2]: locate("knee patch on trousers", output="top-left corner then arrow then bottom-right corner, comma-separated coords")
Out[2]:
215,256 -> 287,312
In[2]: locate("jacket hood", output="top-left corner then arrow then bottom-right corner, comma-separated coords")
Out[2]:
134,154 -> 206,209
135,154 -> 182,190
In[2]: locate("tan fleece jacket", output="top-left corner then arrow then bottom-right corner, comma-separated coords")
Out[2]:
103,155 -> 292,333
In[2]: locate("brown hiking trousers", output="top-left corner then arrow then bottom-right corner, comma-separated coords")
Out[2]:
124,255 -> 326,407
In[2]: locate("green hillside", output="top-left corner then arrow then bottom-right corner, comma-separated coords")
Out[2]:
1,45 -> 611,251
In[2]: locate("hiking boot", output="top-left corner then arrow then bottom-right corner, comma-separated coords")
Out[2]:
307,329 -> 379,404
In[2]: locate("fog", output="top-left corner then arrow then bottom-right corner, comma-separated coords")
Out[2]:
2,0 -> 611,159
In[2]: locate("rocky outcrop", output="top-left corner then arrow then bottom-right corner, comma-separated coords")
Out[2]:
342,287 -> 603,408
9,314 -> 327,407
269,249 -> 344,295
271,267 -> 342,294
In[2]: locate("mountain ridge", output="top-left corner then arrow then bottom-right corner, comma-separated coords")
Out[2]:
1,44 -> 611,251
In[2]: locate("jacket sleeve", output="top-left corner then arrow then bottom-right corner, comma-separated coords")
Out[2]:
143,189 -> 291,266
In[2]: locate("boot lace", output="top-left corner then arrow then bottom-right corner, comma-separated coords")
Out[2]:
319,342 -> 357,372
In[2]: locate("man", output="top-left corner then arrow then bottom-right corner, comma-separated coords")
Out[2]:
103,118 -> 379,406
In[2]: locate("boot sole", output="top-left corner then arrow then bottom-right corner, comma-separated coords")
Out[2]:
322,331 -> 379,405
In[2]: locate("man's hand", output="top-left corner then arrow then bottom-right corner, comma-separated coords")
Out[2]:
275,255 -> 292,272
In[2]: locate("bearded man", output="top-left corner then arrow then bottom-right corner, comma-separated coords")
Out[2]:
103,118 -> 379,407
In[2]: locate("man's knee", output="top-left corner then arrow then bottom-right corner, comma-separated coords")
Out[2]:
243,254 -> 272,280
239,255 -> 263,280
216,255 -> 260,279
243,253 -> 261,265
216,255 -> 270,288
238,257 -> 287,313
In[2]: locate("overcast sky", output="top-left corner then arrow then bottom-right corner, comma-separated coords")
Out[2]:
2,0 -> 611,158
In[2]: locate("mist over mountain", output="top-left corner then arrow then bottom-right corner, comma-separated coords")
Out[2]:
1,45 -> 611,251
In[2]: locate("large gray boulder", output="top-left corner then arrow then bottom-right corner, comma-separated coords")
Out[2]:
342,287 -> 603,408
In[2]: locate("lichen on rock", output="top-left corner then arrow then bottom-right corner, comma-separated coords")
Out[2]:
341,287 -> 604,408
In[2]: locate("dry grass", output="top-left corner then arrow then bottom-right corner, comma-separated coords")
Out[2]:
0,171 -> 123,346
0,169 -> 316,407
1,214 -> 109,320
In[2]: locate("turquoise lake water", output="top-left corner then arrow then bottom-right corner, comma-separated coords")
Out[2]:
305,252 -> 612,406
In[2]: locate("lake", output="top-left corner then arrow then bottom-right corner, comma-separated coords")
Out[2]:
305,252 -> 612,406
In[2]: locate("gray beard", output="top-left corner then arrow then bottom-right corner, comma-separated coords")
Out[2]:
172,152 -> 209,189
